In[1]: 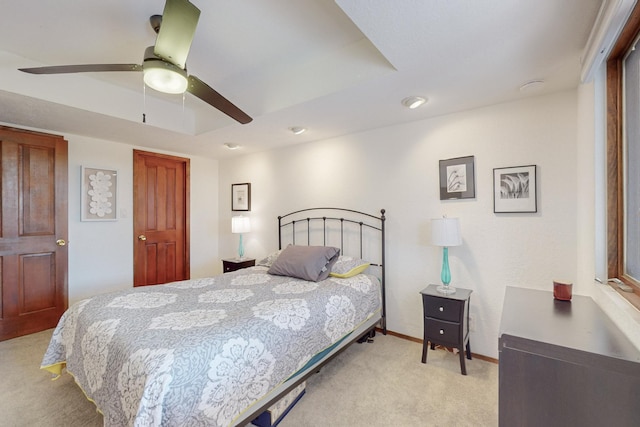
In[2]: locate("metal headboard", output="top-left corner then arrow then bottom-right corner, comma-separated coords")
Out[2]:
278,207 -> 386,333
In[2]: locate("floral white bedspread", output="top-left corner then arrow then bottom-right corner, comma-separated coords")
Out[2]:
41,266 -> 381,426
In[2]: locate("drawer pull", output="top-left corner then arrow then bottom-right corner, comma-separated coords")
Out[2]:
439,329 -> 444,335
439,306 -> 444,312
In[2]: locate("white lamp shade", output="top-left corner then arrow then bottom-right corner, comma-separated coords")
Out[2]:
232,216 -> 251,234
431,217 -> 462,247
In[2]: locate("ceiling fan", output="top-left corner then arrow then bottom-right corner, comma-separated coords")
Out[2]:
19,0 -> 252,124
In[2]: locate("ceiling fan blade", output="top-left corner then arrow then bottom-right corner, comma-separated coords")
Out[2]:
154,0 -> 200,69
19,64 -> 142,74
187,75 -> 252,124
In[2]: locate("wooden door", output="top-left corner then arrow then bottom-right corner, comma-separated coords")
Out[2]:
133,150 -> 189,286
0,126 -> 68,341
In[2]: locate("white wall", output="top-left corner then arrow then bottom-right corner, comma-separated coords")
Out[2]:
218,90 -> 579,358
67,134 -> 219,304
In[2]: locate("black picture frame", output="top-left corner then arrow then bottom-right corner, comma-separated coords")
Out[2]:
439,156 -> 476,200
231,183 -> 251,211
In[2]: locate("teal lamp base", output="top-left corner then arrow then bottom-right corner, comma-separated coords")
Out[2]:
437,247 -> 456,295
237,234 -> 245,260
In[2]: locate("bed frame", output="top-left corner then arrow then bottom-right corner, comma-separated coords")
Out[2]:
233,207 -> 387,426
277,207 -> 386,334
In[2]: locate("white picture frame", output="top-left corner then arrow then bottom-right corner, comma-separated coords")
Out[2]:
493,165 -> 537,213
81,166 -> 118,221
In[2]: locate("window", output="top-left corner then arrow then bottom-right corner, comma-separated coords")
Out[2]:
624,49 -> 640,282
607,3 -> 640,305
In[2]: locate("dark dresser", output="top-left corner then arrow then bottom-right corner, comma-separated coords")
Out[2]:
499,286 -> 640,426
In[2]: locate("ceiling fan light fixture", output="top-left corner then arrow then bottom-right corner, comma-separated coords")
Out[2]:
401,96 -> 427,109
143,59 -> 188,94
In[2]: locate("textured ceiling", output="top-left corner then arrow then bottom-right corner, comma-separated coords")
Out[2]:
0,0 -> 602,159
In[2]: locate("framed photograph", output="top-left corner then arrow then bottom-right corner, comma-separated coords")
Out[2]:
439,156 -> 476,200
232,183 -> 251,211
493,165 -> 537,213
81,166 -> 118,221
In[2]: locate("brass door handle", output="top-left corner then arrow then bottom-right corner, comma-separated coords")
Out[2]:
138,235 -> 147,241
56,239 -> 66,246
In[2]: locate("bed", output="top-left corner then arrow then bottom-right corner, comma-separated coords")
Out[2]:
41,208 -> 386,426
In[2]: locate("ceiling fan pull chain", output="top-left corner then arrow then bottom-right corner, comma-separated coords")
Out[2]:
182,92 -> 186,128
143,83 -> 147,123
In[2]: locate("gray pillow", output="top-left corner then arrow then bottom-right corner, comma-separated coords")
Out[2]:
268,245 -> 340,282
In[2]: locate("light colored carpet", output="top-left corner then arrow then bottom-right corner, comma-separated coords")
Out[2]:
0,329 -> 102,427
0,330 -> 498,426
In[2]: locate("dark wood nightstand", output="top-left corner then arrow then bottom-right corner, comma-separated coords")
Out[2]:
420,284 -> 472,375
222,258 -> 255,273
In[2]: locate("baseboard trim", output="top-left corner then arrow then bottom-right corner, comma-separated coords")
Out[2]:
376,328 -> 499,364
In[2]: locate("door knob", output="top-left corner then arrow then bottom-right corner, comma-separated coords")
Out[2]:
138,235 -> 147,241
56,239 -> 66,246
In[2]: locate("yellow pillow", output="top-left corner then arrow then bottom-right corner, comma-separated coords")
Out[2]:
329,256 -> 370,278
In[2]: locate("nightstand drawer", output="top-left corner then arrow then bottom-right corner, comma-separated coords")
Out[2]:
425,318 -> 461,346
222,258 -> 255,273
423,296 -> 462,322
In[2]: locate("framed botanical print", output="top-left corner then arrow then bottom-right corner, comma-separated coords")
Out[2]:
493,165 -> 537,213
439,156 -> 476,200
231,183 -> 251,211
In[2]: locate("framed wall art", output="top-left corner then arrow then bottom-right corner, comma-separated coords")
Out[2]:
493,165 -> 537,213
439,155 -> 476,200
232,182 -> 251,211
81,166 -> 118,221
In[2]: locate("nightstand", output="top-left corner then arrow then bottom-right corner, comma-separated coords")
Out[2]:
420,284 -> 472,375
222,258 -> 255,273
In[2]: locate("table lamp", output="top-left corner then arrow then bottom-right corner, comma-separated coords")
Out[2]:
231,215 -> 251,260
431,217 -> 462,294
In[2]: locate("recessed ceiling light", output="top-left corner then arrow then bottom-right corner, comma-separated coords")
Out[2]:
289,126 -> 306,135
401,96 -> 427,109
224,143 -> 241,150
519,80 -> 545,92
